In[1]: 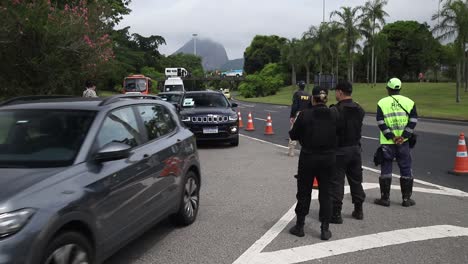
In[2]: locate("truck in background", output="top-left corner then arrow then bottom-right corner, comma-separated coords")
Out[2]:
123,74 -> 153,94
165,68 -> 188,78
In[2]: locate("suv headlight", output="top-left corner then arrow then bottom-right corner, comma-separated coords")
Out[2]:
229,115 -> 238,121
0,209 -> 35,238
181,116 -> 191,122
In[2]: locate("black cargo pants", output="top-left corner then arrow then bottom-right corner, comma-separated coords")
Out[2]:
295,151 -> 334,223
331,145 -> 366,208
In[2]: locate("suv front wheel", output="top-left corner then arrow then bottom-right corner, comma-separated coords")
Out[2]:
171,171 -> 200,226
42,232 -> 93,264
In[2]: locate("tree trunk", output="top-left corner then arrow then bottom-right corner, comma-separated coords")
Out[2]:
465,54 -> 468,92
374,55 -> 378,87
305,64 -> 310,85
366,57 -> 370,84
456,62 -> 461,103
348,50 -> 352,82
351,60 -> 355,83
291,64 -> 297,86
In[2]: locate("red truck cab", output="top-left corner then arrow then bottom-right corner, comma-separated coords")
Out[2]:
123,74 -> 153,94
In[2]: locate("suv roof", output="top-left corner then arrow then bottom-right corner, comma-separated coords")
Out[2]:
0,94 -> 164,111
184,90 -> 223,94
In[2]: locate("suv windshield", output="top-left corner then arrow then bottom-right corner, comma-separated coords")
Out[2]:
159,93 -> 182,103
125,78 -> 147,92
182,93 -> 229,108
0,110 -> 96,168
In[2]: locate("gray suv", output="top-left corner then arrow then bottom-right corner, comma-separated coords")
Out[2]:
0,95 -> 201,264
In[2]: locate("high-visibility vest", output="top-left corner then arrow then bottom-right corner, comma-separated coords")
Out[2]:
377,95 -> 414,144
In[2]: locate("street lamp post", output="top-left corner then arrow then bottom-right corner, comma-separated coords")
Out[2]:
323,0 -> 325,23
192,34 -> 198,56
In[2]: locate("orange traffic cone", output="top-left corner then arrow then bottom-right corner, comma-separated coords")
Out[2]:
238,111 -> 244,128
245,112 -> 255,131
449,133 -> 468,176
264,113 -> 274,135
313,177 -> 319,189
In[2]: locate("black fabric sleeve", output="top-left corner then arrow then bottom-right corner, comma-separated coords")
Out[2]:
289,111 -> 304,141
376,105 -> 395,140
290,92 -> 299,118
402,104 -> 418,139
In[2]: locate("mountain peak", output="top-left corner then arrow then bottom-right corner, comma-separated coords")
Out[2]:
174,38 -> 229,71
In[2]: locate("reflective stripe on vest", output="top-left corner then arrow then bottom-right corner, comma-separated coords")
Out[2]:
377,95 -> 415,144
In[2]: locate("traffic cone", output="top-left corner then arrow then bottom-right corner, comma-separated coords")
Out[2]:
245,112 -> 255,131
313,177 -> 319,189
238,111 -> 244,128
264,113 -> 274,135
449,133 -> 468,176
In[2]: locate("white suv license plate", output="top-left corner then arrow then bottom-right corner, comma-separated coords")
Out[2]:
203,127 -> 218,134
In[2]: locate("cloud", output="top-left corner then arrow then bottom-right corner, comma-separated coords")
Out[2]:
119,0 -> 441,59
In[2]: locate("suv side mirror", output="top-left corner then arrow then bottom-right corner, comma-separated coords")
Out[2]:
94,142 -> 131,163
231,103 -> 238,108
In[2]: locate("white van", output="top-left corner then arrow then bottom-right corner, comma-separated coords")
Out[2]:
164,77 -> 185,92
165,68 -> 188,77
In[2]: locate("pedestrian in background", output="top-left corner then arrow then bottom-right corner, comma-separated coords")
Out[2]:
375,78 -> 418,207
289,86 -> 338,241
83,80 -> 98,98
288,81 -> 311,157
330,81 -> 366,224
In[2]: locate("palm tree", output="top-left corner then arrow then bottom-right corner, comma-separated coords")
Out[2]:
331,6 -> 363,82
433,0 -> 468,102
361,0 -> 389,86
281,38 -> 302,86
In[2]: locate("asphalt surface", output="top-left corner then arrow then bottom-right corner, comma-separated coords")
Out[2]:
105,136 -> 468,264
232,99 -> 468,192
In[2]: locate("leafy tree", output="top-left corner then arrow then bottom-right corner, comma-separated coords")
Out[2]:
361,0 -> 389,85
331,6 -> 363,82
244,35 -> 287,74
239,63 -> 284,97
433,0 -> 468,102
281,38 -> 302,86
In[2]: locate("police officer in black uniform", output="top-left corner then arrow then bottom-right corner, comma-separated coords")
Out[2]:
289,86 -> 338,241
288,81 -> 311,156
330,81 -> 366,224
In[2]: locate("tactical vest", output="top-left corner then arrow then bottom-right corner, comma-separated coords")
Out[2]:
377,95 -> 414,144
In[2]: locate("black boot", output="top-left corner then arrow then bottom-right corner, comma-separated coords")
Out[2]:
374,178 -> 391,207
320,222 -> 332,241
401,178 -> 416,207
289,215 -> 305,237
352,203 -> 364,220
330,206 -> 343,224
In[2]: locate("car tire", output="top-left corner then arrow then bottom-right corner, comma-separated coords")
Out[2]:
171,171 -> 200,226
230,136 -> 239,147
236,74 -> 240,78
41,232 -> 94,264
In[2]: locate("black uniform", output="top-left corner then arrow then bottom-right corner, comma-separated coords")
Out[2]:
290,90 -> 312,118
289,104 -> 338,223
330,99 -> 366,213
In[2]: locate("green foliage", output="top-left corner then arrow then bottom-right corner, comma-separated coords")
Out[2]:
244,35 -> 287,74
162,54 -> 204,77
380,21 -> 441,80
0,0 -> 115,96
239,63 -> 284,98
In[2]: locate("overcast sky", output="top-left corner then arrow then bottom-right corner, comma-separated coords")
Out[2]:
119,0 -> 441,59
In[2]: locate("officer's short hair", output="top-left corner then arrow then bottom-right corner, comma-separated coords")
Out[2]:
335,81 -> 352,95
85,80 -> 95,88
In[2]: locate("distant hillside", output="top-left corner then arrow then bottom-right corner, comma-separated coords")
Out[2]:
220,58 -> 244,71
174,38 -> 229,71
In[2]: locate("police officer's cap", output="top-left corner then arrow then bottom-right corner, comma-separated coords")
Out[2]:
312,86 -> 328,97
387,78 -> 402,90
297,81 -> 306,89
335,81 -> 353,93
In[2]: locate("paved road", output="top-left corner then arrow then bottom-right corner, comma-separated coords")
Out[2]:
105,136 -> 468,264
232,99 -> 468,192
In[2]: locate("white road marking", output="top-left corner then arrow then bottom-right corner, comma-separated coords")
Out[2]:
247,225 -> 468,264
254,118 -> 267,122
240,134 -> 468,197
235,134 -> 468,263
362,136 -> 379,141
233,181 -> 468,264
265,110 -> 279,113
